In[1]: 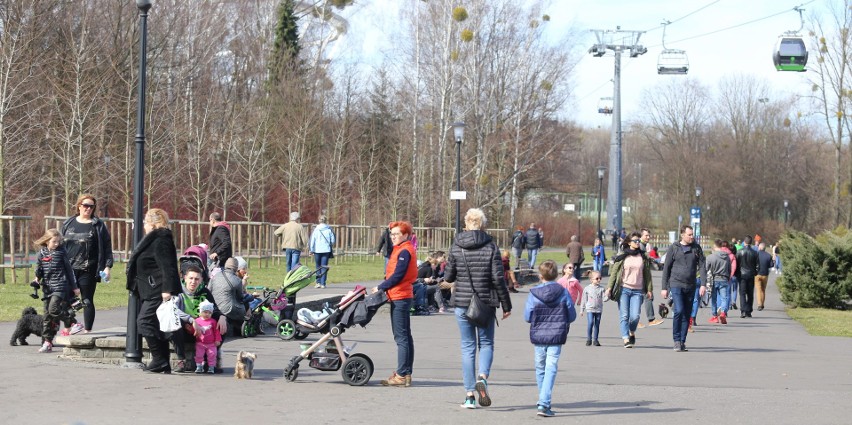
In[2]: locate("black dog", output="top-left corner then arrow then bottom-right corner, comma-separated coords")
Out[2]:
10,307 -> 43,346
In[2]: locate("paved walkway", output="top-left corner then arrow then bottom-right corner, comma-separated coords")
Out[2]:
2,273 -> 851,424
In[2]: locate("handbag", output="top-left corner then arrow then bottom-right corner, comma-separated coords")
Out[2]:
609,282 -> 622,302
460,248 -> 495,328
156,298 -> 181,333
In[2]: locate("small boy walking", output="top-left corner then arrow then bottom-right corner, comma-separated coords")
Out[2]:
523,260 -> 577,417
581,270 -> 606,346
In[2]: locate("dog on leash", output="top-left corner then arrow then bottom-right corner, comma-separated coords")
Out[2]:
10,307 -> 44,346
234,351 -> 256,379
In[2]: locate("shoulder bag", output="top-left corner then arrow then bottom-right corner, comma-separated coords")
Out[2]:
460,247 -> 495,328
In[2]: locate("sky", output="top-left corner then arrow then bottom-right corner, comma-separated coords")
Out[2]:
329,0 -> 824,127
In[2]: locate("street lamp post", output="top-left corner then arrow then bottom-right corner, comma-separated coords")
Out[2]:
596,166 -> 606,241
125,0 -> 152,368
783,199 -> 789,228
694,186 -> 702,239
452,122 -> 465,234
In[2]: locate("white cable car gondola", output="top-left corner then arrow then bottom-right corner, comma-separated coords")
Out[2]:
657,21 -> 688,75
773,7 -> 808,72
658,49 -> 689,75
598,97 -> 613,114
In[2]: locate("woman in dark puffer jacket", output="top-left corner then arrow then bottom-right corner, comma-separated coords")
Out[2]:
126,208 -> 182,373
444,208 -> 512,409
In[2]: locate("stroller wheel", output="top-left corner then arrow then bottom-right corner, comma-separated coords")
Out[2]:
341,354 -> 373,386
277,319 -> 297,341
293,331 -> 308,340
284,366 -> 299,382
241,321 -> 256,338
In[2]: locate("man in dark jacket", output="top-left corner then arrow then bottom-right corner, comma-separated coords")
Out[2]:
755,242 -> 773,312
375,226 -> 393,267
525,223 -> 542,268
511,227 -> 526,268
735,235 -> 759,318
208,212 -> 232,268
565,235 -> 584,280
661,225 -> 705,352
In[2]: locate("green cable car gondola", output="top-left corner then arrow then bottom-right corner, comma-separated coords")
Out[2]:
773,36 -> 807,72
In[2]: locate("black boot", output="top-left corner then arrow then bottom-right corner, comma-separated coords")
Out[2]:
144,337 -> 171,374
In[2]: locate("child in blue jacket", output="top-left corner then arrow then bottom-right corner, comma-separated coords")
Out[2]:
524,260 -> 577,418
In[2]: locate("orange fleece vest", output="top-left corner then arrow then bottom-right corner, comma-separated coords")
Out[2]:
385,240 -> 416,301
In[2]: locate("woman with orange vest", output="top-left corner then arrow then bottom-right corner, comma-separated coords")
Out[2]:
372,220 -> 417,387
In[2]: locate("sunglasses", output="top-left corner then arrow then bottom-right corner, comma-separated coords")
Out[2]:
80,204 -> 95,209
630,239 -> 640,243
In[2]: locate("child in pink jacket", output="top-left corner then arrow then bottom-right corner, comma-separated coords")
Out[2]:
194,300 -> 222,374
556,263 -> 582,307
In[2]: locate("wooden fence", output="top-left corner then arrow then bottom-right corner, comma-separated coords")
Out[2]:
0,216 -> 33,284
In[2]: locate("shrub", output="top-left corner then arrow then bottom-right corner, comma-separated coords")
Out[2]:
778,228 -> 852,309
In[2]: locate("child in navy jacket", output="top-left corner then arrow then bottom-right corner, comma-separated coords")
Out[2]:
524,260 -> 577,417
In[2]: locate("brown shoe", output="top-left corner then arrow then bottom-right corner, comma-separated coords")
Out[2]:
381,372 -> 407,387
637,322 -> 646,329
648,319 -> 664,326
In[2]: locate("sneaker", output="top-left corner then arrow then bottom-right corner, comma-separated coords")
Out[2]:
461,396 -> 477,409
195,365 -> 204,374
648,318 -> 664,326
70,323 -> 85,335
673,342 -> 681,352
719,312 -> 728,325
688,318 -> 694,333
537,406 -> 555,417
593,340 -> 601,346
315,283 -> 321,288
637,322 -> 646,329
59,328 -> 70,336
708,316 -> 719,324
438,308 -> 445,314
758,305 -> 764,311
207,367 -> 215,374
585,339 -> 592,346
381,372 -> 407,387
628,334 -> 636,346
624,339 -> 633,348
38,341 -> 53,353
174,360 -> 188,373
680,342 -> 688,352
475,377 -> 491,407
731,303 -> 738,310
405,375 -> 412,387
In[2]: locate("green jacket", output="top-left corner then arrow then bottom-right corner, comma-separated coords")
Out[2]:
607,252 -> 654,295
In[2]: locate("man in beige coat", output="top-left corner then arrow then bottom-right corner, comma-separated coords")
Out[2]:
274,212 -> 307,272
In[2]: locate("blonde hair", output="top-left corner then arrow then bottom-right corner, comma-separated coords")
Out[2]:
588,270 -> 602,281
145,208 -> 170,230
464,208 -> 486,230
538,260 -> 559,281
34,228 -> 62,248
500,248 -> 510,259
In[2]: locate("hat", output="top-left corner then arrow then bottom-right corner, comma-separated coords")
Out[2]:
224,257 -> 239,271
199,300 -> 214,313
235,256 -> 248,270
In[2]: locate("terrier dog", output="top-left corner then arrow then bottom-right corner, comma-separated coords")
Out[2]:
10,307 -> 43,346
234,351 -> 256,379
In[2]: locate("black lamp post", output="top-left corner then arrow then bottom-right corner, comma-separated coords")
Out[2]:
596,166 -> 606,241
452,122 -> 465,234
125,0 -> 152,368
783,199 -> 789,228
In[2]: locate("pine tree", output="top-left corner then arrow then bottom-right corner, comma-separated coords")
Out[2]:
269,0 -> 301,84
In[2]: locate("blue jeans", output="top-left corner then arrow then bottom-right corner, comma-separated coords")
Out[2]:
412,282 -> 427,309
619,288 -> 644,339
527,249 -> 539,268
711,280 -> 730,315
534,344 -> 562,409
390,299 -> 414,376
455,307 -> 495,392
285,249 -> 301,272
586,312 -> 601,341
593,258 -> 605,271
691,285 -> 701,319
729,276 -> 739,304
314,252 -> 331,286
775,255 -> 782,273
670,287 -> 694,343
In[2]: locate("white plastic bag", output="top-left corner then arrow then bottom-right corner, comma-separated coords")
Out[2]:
156,298 -> 181,333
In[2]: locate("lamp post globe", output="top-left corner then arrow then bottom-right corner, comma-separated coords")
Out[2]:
452,122 -> 465,234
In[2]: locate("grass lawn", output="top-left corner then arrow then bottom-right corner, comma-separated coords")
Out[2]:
786,307 -> 852,337
0,255 -> 387,323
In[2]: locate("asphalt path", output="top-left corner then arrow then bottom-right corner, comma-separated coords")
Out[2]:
1,271 -> 850,425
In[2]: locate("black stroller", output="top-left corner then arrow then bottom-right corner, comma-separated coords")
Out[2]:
283,285 -> 383,386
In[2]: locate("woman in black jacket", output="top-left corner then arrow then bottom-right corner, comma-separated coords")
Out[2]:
444,208 -> 512,409
61,194 -> 114,333
126,208 -> 182,373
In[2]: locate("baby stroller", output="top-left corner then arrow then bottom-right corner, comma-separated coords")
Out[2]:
241,287 -> 288,337
274,264 -> 328,340
282,285 -> 381,386
179,244 -> 210,285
